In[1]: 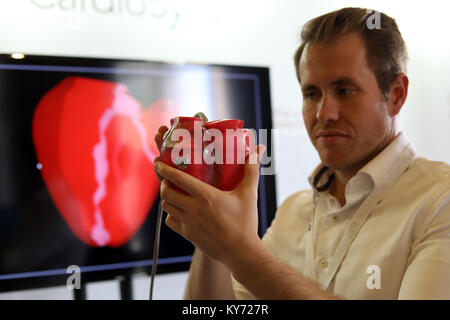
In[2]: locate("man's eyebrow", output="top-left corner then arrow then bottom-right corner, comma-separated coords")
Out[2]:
301,77 -> 360,91
301,84 -> 319,92
331,77 -> 359,86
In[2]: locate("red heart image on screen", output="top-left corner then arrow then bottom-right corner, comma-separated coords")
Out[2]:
32,76 -> 180,247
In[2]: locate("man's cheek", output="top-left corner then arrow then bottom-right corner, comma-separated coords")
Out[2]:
302,109 -> 316,135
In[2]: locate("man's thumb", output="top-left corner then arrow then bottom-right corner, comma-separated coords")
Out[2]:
239,144 -> 265,189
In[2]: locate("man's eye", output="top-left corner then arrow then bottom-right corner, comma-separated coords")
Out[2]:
304,92 -> 319,99
337,88 -> 354,95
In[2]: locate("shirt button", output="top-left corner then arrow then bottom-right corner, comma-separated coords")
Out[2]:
319,258 -> 328,269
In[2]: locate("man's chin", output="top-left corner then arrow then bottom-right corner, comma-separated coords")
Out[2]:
320,155 -> 369,176
318,151 -> 341,165
319,155 -> 351,171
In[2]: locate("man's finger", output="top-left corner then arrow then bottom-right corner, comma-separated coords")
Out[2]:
238,144 -> 265,191
160,179 -> 196,213
158,125 -> 169,134
155,125 -> 169,151
153,157 -> 163,182
165,214 -> 182,235
161,199 -> 186,222
155,160 -> 214,198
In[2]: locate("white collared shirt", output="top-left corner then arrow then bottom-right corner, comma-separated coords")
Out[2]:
233,132 -> 450,299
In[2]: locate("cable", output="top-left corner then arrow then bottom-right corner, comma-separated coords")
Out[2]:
149,197 -> 164,300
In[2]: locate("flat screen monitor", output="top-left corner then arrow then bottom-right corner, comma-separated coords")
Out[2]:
0,54 -> 277,292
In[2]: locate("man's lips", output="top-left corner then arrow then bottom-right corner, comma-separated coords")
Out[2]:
315,130 -> 349,143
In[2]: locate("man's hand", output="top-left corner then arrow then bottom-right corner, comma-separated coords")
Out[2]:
154,141 -> 265,267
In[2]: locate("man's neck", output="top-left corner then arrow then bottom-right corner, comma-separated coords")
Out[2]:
330,171 -> 352,207
328,132 -> 399,207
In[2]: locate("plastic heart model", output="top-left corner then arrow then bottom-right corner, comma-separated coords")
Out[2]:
159,116 -> 255,191
32,76 -> 180,247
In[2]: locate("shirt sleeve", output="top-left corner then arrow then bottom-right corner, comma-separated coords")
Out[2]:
398,189 -> 450,299
231,275 -> 257,300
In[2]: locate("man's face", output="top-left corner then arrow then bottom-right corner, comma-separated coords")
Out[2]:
299,32 -> 395,173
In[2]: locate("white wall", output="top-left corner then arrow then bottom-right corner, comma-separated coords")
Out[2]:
1,0 -> 449,299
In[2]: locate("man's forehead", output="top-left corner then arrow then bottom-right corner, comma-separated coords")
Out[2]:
298,34 -> 370,85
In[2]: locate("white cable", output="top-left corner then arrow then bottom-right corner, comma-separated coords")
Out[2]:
149,198 -> 164,300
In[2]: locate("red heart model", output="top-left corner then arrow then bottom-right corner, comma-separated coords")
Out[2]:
32,76 -> 180,247
204,119 -> 253,191
160,117 -> 255,192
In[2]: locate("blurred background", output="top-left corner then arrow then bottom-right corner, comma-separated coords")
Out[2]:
0,0 -> 449,299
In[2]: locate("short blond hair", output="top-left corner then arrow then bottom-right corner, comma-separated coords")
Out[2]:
294,7 -> 408,99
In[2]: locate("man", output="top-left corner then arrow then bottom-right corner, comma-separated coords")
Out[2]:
153,7 -> 450,299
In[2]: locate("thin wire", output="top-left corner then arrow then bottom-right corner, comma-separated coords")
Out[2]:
149,197 -> 164,300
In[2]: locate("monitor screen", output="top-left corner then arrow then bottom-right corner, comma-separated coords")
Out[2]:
0,54 -> 277,292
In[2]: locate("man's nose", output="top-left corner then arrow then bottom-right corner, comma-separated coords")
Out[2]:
316,95 -> 339,122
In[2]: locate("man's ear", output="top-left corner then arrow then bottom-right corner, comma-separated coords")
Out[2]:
387,73 -> 409,117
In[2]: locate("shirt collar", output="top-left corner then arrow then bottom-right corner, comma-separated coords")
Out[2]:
308,132 -> 418,192
359,132 -> 417,190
